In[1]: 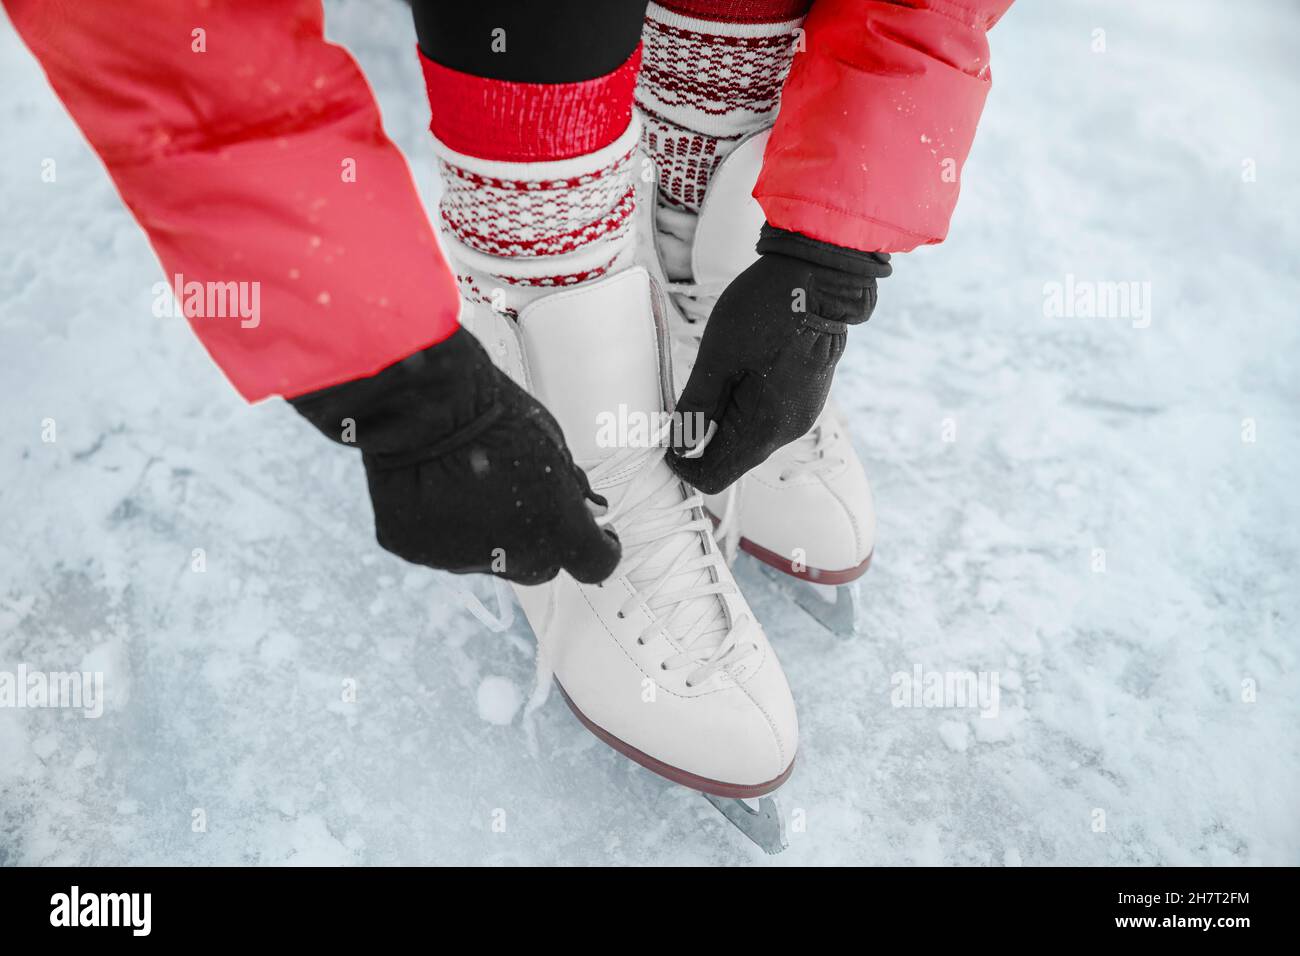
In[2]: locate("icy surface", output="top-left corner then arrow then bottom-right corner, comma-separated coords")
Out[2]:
1,0 -> 1297,865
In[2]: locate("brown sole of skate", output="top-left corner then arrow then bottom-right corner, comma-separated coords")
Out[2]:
706,512 -> 875,586
554,680 -> 795,800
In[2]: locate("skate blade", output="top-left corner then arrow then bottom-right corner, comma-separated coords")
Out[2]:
751,561 -> 863,637
703,793 -> 788,855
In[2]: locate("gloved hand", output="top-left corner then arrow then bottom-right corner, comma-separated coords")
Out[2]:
669,224 -> 890,495
290,328 -> 621,585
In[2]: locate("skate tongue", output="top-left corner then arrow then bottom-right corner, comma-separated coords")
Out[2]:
517,267 -> 669,468
690,130 -> 768,287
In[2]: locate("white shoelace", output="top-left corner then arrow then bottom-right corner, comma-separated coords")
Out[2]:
518,419 -> 759,717
587,420 -> 758,688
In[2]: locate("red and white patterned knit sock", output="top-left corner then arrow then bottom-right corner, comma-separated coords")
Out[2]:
635,0 -> 810,215
420,48 -> 642,315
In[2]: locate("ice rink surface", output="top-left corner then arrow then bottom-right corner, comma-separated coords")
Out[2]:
1,0 -> 1297,864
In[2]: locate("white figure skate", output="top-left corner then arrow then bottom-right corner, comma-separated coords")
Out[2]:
635,129 -> 876,636
457,263 -> 797,853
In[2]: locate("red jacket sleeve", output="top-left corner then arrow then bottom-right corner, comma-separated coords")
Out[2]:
4,0 -> 460,401
754,0 -> 1013,253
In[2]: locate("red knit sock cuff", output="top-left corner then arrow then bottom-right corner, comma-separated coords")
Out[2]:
419,45 -> 641,163
654,0 -> 811,23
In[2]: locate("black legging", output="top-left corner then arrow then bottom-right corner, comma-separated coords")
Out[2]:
412,1 -> 648,84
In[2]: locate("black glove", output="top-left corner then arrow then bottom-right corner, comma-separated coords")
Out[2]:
290,328 -> 621,585
669,224 -> 890,495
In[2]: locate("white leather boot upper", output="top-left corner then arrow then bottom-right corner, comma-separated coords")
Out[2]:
460,265 -> 798,792
637,130 -> 877,579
